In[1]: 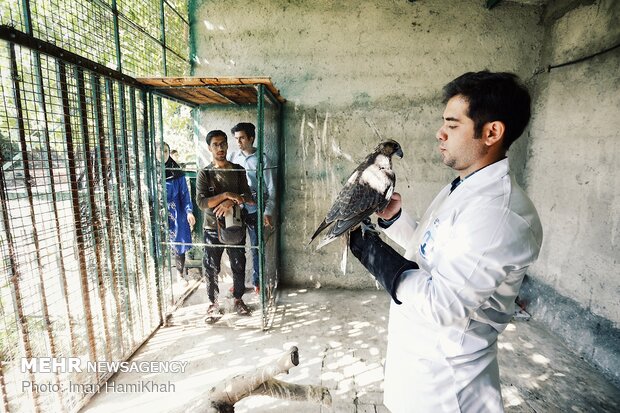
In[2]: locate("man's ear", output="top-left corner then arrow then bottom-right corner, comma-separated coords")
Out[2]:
482,121 -> 505,147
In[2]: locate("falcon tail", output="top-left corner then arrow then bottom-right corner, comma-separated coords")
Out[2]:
315,232 -> 339,250
309,219 -> 331,244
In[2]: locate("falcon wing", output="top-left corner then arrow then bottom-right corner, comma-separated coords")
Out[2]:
324,178 -> 391,238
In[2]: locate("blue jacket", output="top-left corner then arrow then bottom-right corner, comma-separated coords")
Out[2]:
167,174 -> 193,254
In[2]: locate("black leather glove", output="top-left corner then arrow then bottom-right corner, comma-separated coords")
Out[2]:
349,224 -> 418,304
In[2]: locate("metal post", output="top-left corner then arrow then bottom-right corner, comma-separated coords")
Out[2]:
75,66 -> 113,362
112,0 -> 123,73
139,89 -> 160,324
19,0 -> 32,34
30,41 -> 69,411
160,0 -> 168,75
156,97 -> 175,309
91,73 -> 125,351
256,84 -> 266,327
117,83 -> 146,335
105,77 -> 135,349
147,92 -> 165,323
276,98 -> 284,286
7,41 -> 42,413
129,88 -> 155,330
58,60 -> 99,369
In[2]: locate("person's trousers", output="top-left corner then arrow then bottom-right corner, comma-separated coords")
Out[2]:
245,212 -> 260,287
175,251 -> 186,279
202,229 -> 246,303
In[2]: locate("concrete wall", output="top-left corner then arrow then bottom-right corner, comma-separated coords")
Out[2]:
523,0 -> 620,325
190,0 -> 544,288
518,0 -> 620,384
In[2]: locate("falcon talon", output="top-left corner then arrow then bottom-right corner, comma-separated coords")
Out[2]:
361,220 -> 379,238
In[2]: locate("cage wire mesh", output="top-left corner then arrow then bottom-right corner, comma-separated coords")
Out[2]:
0,40 -> 164,412
0,0 -> 189,78
29,0 -> 118,70
0,0 -> 190,411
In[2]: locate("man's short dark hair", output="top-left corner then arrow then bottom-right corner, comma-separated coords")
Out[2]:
231,122 -> 256,138
442,71 -> 531,149
206,130 -> 227,145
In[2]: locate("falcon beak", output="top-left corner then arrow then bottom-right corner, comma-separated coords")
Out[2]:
395,148 -> 404,158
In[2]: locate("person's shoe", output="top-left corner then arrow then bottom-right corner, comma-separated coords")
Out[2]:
254,286 -> 260,295
205,303 -> 222,324
234,299 -> 251,316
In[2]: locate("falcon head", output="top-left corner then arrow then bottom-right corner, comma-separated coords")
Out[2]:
375,140 -> 403,159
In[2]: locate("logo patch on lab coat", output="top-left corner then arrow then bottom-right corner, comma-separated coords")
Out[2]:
419,218 -> 440,261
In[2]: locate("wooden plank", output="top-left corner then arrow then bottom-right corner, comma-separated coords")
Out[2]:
212,86 -> 257,104
135,76 -> 286,104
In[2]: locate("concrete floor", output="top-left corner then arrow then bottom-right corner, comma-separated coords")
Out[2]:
82,287 -> 620,413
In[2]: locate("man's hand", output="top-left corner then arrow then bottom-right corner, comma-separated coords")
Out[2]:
349,224 -> 418,304
187,212 -> 196,230
213,199 -> 235,217
376,193 -> 402,220
226,192 -> 244,205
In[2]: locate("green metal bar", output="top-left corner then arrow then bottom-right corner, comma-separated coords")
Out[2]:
30,38 -> 66,411
256,84 -> 266,327
132,89 -> 161,326
19,0 -> 32,34
157,97 -> 175,307
147,91 -> 165,322
7,41 -> 42,413
118,83 -> 146,336
129,87 -> 155,331
58,60 -> 99,367
111,0 -> 123,73
36,53 -> 79,364
75,65 -> 113,364
276,94 -> 284,288
105,77 -> 135,349
262,85 -> 282,110
91,73 -> 125,353
160,0 -> 167,76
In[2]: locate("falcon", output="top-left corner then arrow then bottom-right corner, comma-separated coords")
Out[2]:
310,139 -> 403,250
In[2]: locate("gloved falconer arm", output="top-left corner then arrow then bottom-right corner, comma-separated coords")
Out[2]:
349,225 -> 418,304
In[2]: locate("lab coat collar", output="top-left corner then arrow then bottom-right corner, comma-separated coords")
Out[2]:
433,158 -> 510,216
451,158 -> 509,196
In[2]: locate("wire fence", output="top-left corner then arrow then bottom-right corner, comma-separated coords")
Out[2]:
0,39 -> 164,413
0,1 -> 190,411
0,0 -> 190,77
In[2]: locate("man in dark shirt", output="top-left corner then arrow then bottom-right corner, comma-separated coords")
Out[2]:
196,130 -> 254,319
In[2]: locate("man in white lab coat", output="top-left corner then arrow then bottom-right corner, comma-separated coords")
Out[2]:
349,71 -> 543,412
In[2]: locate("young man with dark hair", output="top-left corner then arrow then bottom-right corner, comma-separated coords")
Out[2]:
228,122 -> 276,295
196,130 -> 255,319
349,71 -> 543,412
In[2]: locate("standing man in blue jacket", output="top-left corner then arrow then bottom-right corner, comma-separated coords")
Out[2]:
350,71 -> 543,412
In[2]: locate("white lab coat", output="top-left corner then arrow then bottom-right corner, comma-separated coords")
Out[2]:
382,159 -> 542,413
